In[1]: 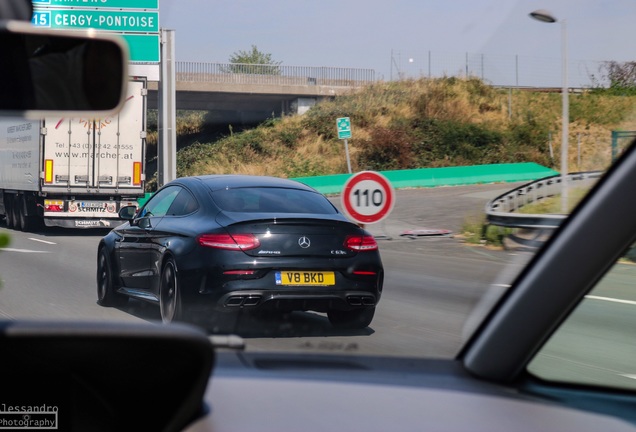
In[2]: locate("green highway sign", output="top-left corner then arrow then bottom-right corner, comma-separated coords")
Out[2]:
31,0 -> 158,9
31,0 -> 161,64
31,9 -> 159,32
122,34 -> 160,63
337,117 -> 352,140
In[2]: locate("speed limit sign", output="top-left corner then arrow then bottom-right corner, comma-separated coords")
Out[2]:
341,171 -> 395,224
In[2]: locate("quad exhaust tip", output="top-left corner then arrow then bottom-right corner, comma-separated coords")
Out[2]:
225,295 -> 262,307
347,296 -> 375,306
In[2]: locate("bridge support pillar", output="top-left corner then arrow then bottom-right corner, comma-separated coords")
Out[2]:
292,98 -> 317,115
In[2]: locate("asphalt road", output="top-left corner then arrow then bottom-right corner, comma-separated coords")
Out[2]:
6,180 -> 636,392
0,183 -> 527,359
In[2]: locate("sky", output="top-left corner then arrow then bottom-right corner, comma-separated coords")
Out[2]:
160,0 -> 636,86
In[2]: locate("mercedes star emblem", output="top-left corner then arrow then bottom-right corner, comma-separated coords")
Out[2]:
298,236 -> 311,248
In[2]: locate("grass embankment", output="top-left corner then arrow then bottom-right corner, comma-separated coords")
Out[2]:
146,77 -> 636,187
145,77 -> 636,246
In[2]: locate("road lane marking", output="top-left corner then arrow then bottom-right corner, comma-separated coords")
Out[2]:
585,295 -> 636,306
0,248 -> 50,254
28,237 -> 56,245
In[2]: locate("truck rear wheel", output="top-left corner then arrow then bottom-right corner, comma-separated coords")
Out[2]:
11,201 -> 20,231
17,197 -> 32,232
4,196 -> 16,229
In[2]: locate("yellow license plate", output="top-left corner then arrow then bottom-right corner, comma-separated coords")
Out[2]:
276,271 -> 335,286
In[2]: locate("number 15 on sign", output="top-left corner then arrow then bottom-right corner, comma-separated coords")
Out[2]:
342,171 -> 395,225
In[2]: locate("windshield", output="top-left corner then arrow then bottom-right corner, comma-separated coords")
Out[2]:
1,0 -> 636,373
211,188 -> 338,214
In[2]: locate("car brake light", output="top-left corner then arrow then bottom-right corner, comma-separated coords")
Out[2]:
197,234 -> 260,250
353,270 -> 377,276
223,270 -> 257,275
344,235 -> 378,251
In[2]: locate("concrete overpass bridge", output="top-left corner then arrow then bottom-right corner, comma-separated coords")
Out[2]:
146,62 -> 376,126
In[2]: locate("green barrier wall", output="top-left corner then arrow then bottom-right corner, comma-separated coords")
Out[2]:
290,163 -> 558,195
138,163 -> 558,203
138,192 -> 153,207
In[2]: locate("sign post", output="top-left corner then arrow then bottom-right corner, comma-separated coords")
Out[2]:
341,171 -> 395,225
336,117 -> 352,174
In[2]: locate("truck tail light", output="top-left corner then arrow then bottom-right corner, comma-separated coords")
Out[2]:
44,159 -> 54,183
133,162 -> 142,186
44,200 -> 64,212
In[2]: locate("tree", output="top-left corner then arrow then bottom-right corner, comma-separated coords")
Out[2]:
591,61 -> 636,95
226,45 -> 281,75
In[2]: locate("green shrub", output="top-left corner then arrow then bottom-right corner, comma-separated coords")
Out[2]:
357,126 -> 416,170
283,159 -> 327,178
460,215 -> 514,247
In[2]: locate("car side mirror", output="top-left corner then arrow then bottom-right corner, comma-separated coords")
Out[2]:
118,205 -> 138,220
0,20 -> 128,116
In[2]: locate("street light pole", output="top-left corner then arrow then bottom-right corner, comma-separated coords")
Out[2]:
560,18 -> 569,213
530,10 -> 569,213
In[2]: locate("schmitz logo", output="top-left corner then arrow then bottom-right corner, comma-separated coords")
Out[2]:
75,220 -> 102,227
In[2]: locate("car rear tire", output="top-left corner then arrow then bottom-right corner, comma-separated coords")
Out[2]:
97,247 -> 128,307
160,257 -> 184,324
327,307 -> 375,329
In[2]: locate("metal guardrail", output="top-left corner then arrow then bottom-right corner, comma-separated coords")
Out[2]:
175,62 -> 376,87
485,171 -> 603,229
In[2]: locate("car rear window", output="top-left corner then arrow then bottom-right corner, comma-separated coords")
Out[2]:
211,187 -> 338,214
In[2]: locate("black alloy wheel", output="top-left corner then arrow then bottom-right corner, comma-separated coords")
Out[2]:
160,257 -> 183,323
96,247 -> 128,307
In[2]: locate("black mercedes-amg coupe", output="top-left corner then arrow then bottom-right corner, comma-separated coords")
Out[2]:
97,175 -> 383,329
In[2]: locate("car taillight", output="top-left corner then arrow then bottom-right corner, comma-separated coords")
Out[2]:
353,270 -> 377,276
197,234 -> 260,250
344,235 -> 378,251
223,270 -> 257,275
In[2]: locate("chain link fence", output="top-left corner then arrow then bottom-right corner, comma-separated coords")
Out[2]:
174,52 -> 608,89
175,62 -> 376,87
389,50 -> 606,88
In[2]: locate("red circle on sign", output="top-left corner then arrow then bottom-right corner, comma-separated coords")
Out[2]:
341,171 -> 395,224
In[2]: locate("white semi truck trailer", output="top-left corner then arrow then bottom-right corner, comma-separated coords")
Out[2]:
0,79 -> 146,230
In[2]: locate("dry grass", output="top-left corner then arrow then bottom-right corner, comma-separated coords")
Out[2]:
171,78 -> 636,181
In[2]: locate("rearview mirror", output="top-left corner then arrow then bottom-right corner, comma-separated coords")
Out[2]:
0,20 -> 128,116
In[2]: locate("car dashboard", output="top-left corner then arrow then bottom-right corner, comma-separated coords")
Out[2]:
184,350 -> 636,432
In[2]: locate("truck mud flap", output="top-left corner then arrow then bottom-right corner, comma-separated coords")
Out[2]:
44,218 -> 126,229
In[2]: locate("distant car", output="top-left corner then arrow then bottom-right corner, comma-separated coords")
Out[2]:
97,175 -> 383,329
